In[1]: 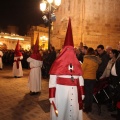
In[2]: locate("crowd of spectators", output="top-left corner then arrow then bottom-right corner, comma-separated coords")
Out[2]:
2,49 -> 31,69
1,45 -> 57,79
75,42 -> 120,119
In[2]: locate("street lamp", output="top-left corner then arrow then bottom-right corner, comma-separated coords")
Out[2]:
40,0 -> 61,50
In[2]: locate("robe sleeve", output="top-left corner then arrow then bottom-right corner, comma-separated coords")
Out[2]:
79,76 -> 85,100
20,56 -> 23,60
49,75 -> 57,103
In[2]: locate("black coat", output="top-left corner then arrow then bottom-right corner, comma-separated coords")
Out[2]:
96,51 -> 110,79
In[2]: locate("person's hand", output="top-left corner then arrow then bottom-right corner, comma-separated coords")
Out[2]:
82,95 -> 85,100
49,98 -> 55,104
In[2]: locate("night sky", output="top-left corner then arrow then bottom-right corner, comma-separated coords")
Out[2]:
0,0 -> 44,35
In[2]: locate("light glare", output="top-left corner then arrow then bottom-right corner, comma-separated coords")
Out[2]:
40,2 -> 46,11
54,0 -> 61,6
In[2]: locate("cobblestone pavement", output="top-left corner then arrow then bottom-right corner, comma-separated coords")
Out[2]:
0,66 -> 116,120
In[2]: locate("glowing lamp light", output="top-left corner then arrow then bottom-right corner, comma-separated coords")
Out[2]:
47,0 -> 53,4
40,0 -> 61,50
40,36 -> 48,41
54,0 -> 61,6
3,36 -> 24,40
40,2 -> 46,11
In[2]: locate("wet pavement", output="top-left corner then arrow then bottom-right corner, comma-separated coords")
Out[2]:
0,65 -> 116,120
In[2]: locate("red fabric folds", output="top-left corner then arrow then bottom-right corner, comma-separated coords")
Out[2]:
14,40 -> 22,57
14,58 -> 21,69
57,77 -> 78,86
30,34 -> 42,61
49,87 -> 56,98
117,102 -> 120,109
49,46 -> 83,75
63,18 -> 74,47
79,86 -> 84,95
30,53 -> 42,61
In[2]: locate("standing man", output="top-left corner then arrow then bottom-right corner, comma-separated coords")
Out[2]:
49,18 -> 84,120
96,44 -> 110,80
78,45 -> 88,63
0,50 -> 3,70
27,34 -> 43,95
13,40 -> 23,78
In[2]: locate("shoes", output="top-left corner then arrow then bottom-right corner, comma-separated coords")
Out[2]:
111,114 -> 117,118
14,76 -> 21,78
30,91 -> 41,96
30,92 -> 37,96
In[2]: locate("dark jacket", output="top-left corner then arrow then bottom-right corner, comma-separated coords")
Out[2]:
96,51 -> 110,79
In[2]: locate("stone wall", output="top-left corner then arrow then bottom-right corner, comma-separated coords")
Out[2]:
51,0 -> 120,50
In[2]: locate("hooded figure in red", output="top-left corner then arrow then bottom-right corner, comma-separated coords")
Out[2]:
49,18 -> 85,120
27,34 -> 43,95
13,40 -> 23,78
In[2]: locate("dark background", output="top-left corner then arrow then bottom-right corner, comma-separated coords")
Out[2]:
0,0 -> 44,35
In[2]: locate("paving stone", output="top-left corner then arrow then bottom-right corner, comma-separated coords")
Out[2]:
0,66 -> 117,120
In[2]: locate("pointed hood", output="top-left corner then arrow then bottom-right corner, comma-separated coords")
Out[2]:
30,34 -> 42,61
14,40 -> 22,57
49,18 -> 82,75
63,18 -> 74,47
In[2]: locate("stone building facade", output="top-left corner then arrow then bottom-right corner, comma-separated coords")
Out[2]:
27,26 -> 48,50
51,0 -> 120,49
0,33 -> 31,50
